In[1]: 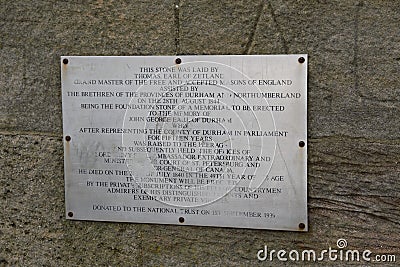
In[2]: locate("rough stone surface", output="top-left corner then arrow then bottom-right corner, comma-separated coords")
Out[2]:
250,0 -> 400,139
1,0 -> 399,266
0,0 -> 176,134
179,0 -> 263,54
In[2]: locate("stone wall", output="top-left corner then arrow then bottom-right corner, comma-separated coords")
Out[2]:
1,1 -> 399,266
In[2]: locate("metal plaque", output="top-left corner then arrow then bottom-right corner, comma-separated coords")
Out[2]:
61,55 -> 307,231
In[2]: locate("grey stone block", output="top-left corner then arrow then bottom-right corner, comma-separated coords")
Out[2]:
0,0 -> 176,134
253,0 -> 400,139
3,133 -> 398,265
0,133 -> 140,266
0,0 -> 399,266
179,0 -> 262,54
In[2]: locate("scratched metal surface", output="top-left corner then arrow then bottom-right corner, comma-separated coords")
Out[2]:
1,1 -> 399,266
61,55 -> 307,231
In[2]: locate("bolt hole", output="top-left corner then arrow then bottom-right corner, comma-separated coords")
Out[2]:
63,58 -> 69,65
65,136 -> 71,142
175,58 -> 182,64
298,57 -> 305,64
178,217 -> 185,223
299,141 -> 305,147
299,223 -> 305,230
68,212 -> 74,217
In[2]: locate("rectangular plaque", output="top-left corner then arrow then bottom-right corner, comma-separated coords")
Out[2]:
61,55 -> 307,231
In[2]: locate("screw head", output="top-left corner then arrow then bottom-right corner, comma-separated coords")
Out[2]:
63,58 -> 69,64
298,57 -> 305,64
175,58 -> 182,64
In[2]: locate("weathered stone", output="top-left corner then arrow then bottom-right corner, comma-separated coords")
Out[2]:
0,134 -> 140,266
179,0 -> 262,54
256,0 -> 400,139
0,0 -> 399,266
1,133 -> 398,265
0,0 -> 176,134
